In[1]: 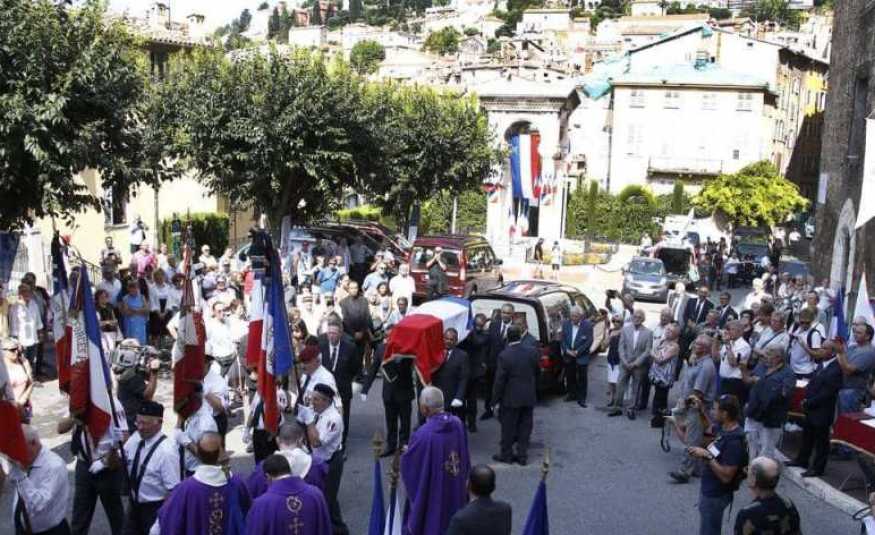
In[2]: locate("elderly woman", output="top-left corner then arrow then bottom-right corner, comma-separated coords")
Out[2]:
119,279 -> 149,345
3,338 -> 34,422
649,322 -> 680,426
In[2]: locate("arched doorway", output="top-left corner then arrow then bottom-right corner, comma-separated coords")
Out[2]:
504,121 -> 542,237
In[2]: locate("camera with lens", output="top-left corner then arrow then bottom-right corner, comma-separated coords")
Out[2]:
684,395 -> 700,409
112,339 -> 168,375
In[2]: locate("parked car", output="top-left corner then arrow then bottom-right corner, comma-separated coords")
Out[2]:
652,241 -> 694,290
470,281 -> 609,395
409,235 -> 503,300
622,257 -> 669,302
778,256 -> 810,279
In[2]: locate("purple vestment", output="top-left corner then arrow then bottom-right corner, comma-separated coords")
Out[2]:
156,475 -> 251,535
244,457 -> 329,499
401,412 -> 471,535
245,476 -> 333,535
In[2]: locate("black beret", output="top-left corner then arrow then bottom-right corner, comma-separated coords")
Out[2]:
138,400 -> 164,418
313,383 -> 335,400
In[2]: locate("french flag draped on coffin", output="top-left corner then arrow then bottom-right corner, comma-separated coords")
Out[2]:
383,297 -> 472,384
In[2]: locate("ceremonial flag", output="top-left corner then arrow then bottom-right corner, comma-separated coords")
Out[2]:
522,480 -> 549,535
172,241 -> 205,419
830,287 -> 848,341
854,273 -> 875,328
383,483 -> 403,535
258,237 -> 294,435
368,459 -> 385,535
0,356 -> 28,467
510,134 -> 541,202
531,131 -> 542,202
245,274 -> 265,368
68,267 -> 113,442
51,233 -> 72,394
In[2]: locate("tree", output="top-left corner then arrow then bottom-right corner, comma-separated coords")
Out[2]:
350,0 -> 364,20
237,8 -> 252,32
420,189 -> 486,234
423,27 -> 461,55
311,2 -> 323,25
670,181 -> 685,214
350,40 -> 386,74
0,0 -> 179,230
692,161 -> 809,227
708,7 -> 731,19
259,1 -> 270,9
164,48 -> 393,228
268,7 -> 281,39
742,0 -> 801,30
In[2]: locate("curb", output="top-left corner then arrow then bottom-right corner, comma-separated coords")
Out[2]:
784,465 -> 868,516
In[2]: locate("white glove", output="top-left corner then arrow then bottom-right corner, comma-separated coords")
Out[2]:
89,460 -> 106,474
352,382 -> 363,396
296,405 -> 316,426
277,389 -> 289,411
451,399 -> 463,408
173,428 -> 191,447
360,393 -> 368,402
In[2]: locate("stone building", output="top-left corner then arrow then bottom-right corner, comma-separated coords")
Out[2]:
812,1 -> 875,305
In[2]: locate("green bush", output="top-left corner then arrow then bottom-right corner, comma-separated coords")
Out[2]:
160,213 -> 230,256
419,189 -> 486,235
566,181 -> 663,244
336,205 -> 382,222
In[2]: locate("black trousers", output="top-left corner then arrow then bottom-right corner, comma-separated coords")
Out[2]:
384,398 -> 412,450
214,413 -> 229,444
465,378 -> 482,427
796,419 -> 831,473
16,520 -> 71,535
563,358 -> 577,399
253,429 -> 278,463
719,377 -> 747,407
576,364 -> 589,403
482,366 -> 496,412
71,461 -> 125,535
652,384 -> 670,416
341,396 -> 352,448
636,364 -> 651,410
326,451 -> 349,535
122,500 -> 163,535
499,406 -> 534,460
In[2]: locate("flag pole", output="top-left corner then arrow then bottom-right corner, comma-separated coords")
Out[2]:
372,430 -> 385,460
540,446 -> 551,482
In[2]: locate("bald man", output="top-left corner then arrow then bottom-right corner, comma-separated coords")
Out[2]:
4,425 -> 71,535
734,457 -> 799,535
151,432 -> 251,535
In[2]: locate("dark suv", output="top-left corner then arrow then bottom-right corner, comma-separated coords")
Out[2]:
409,235 -> 503,300
469,281 -> 609,395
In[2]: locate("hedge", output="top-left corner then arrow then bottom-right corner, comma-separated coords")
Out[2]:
160,213 -> 230,257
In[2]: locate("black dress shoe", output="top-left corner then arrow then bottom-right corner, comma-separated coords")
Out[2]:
578,402 -> 588,408
564,395 -> 577,402
607,409 -> 622,417
515,456 -> 528,466
468,424 -> 478,433
480,411 -> 494,421
379,448 -> 396,458
801,469 -> 823,478
626,409 -> 637,420
492,454 -> 513,464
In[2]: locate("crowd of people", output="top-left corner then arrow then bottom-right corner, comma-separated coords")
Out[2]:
2,222 -> 875,535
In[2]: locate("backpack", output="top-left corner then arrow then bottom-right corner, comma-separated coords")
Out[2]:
722,431 -> 750,492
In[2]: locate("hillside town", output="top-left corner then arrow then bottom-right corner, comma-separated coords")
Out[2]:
2,0 -> 875,534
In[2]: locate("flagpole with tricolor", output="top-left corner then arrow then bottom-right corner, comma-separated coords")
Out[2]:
255,230 -> 294,436
51,232 -> 72,394
522,448 -> 551,535
368,432 -> 386,535
0,349 -> 32,532
172,225 -> 205,420
383,448 -> 403,535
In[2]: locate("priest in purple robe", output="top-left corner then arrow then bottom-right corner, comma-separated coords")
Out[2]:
151,432 -> 251,535
401,386 -> 471,535
245,422 -> 329,499
245,454 -> 333,535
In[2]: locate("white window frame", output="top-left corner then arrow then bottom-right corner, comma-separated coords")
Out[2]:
663,90 -> 680,109
737,92 -> 754,112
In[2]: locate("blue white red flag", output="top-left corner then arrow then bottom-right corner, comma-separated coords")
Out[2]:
830,287 -> 848,342
258,237 -> 293,435
383,483 -> 402,535
368,459 -> 385,535
0,356 -> 28,466
510,134 -> 541,202
51,233 -> 72,394
68,267 -> 113,442
172,240 -> 205,419
522,480 -> 549,535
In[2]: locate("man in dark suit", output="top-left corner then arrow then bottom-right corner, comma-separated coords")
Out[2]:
716,292 -> 738,328
492,325 -> 539,465
483,304 -> 514,420
513,316 -> 538,349
446,465 -> 512,535
560,305 -> 594,407
788,340 -> 843,477
683,285 -> 714,328
319,320 -> 363,447
460,314 -> 490,432
362,343 -> 415,457
431,328 -> 470,419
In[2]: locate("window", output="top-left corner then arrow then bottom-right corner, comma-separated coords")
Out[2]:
664,90 -> 680,109
630,89 -> 646,108
736,92 -> 753,111
701,92 -> 717,111
625,124 -> 643,156
538,291 -> 573,343
732,149 -> 740,160
103,184 -> 127,226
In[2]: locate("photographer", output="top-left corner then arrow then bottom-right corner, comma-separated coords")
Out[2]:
113,339 -> 160,431
129,215 -> 148,254
742,346 -> 795,461
715,320 -> 752,404
669,334 -> 718,484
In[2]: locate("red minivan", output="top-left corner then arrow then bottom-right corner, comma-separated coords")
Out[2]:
409,235 -> 503,300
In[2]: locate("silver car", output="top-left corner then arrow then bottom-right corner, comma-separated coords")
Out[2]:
622,257 -> 669,303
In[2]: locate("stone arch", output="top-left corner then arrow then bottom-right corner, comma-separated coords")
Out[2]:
830,198 -> 857,293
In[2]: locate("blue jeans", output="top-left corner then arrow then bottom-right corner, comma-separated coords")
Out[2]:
698,492 -> 731,535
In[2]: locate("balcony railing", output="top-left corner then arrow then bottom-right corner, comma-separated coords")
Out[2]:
647,156 -> 724,176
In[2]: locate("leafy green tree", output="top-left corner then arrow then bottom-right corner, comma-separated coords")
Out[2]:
423,27 -> 462,55
164,48 -> 390,227
238,9 -> 252,32
311,2 -> 323,25
487,38 -> 501,54
268,7 -> 281,39
350,0 -> 364,20
258,2 -> 270,10
709,7 -> 731,19
742,0 -> 801,29
420,189 -> 487,234
670,181 -> 685,214
350,40 -> 386,74
0,0 -> 179,229
693,161 -> 809,227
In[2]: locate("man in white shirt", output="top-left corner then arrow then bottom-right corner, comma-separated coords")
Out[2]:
10,283 -> 43,374
752,311 -> 792,367
174,388 -> 218,476
389,264 -> 416,306
198,245 -> 218,270
788,307 -> 825,379
4,425 -> 71,535
205,302 -> 239,376
202,356 -> 230,441
129,216 -> 148,254
98,269 -> 123,305
715,320 -> 752,402
122,401 -> 180,535
298,346 -> 340,409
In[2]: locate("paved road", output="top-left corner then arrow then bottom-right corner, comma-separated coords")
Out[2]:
1,271 -> 862,534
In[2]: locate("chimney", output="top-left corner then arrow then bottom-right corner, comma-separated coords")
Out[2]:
694,50 -> 708,70
186,13 -> 206,40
